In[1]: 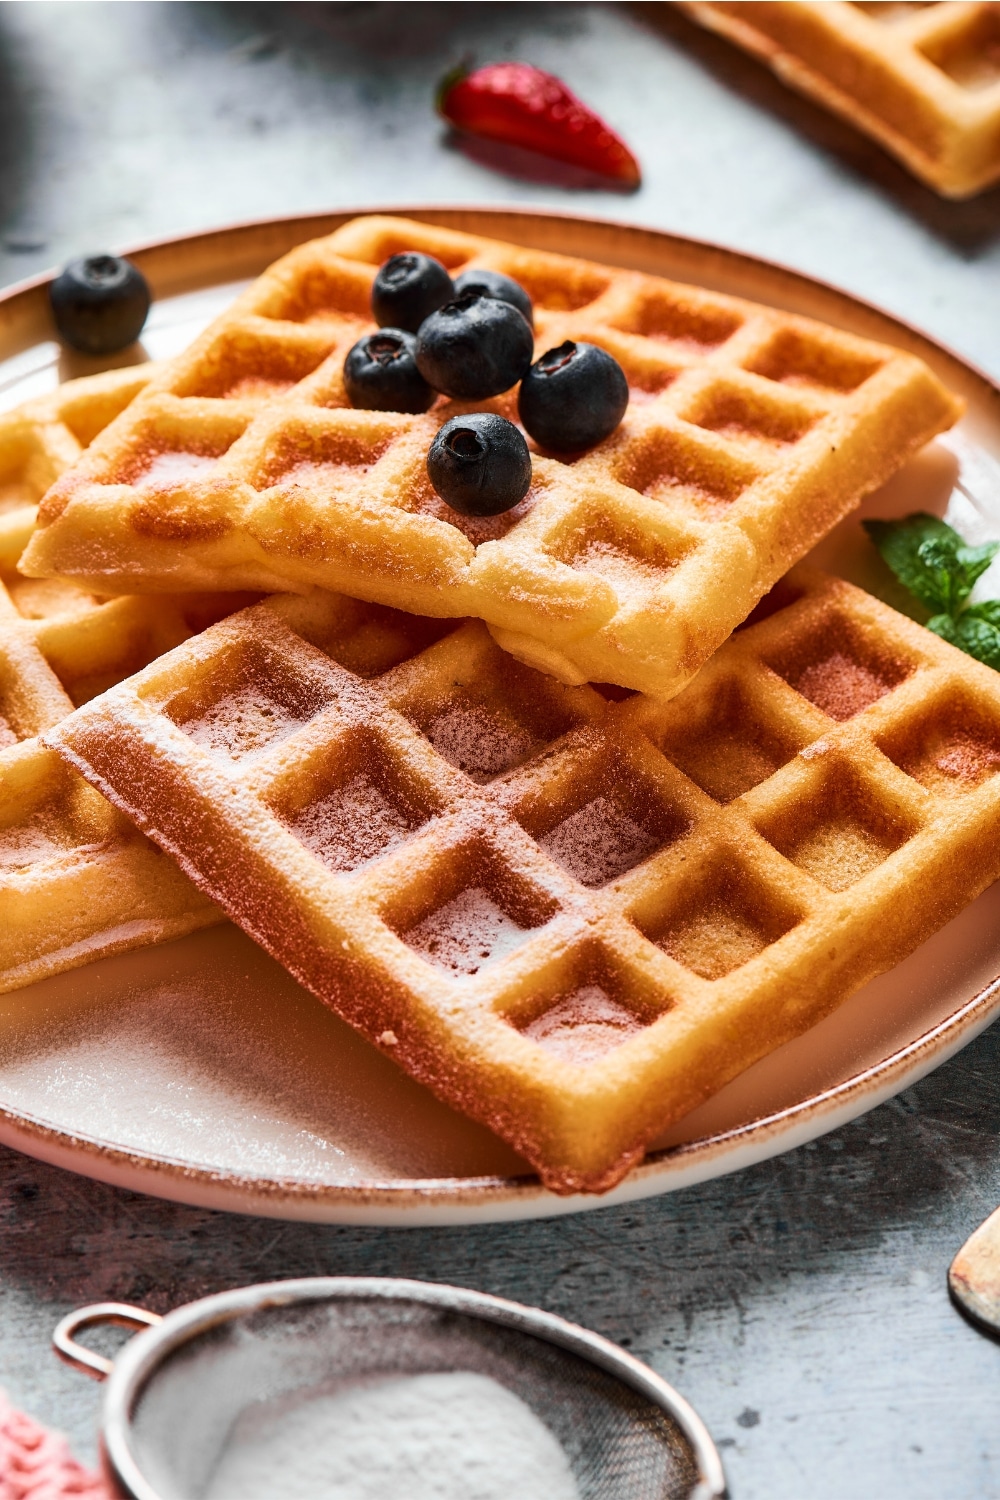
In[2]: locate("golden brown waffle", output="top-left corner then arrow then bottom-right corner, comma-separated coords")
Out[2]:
0,560 -> 249,992
0,367 -> 232,992
21,215 -> 960,698
0,593 -> 222,994
0,742 -> 220,995
0,364 -> 255,705
46,570 -> 1000,1192
678,2 -> 1000,199
0,365 -> 154,572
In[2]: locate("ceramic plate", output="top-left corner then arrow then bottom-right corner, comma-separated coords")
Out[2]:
1,208 -> 999,1225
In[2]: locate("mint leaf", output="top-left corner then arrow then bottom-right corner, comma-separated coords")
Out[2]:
956,539 -> 1000,591
959,540 -> 995,579
866,513 -> 1000,674
929,612 -> 1000,670
915,535 -> 969,613
964,598 -> 1000,628
863,514 -> 966,612
912,535 -> 998,612
926,613 -> 962,648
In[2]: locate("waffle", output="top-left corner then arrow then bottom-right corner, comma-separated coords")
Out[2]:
0,364 -> 154,572
678,2 -> 1000,199
0,599 -> 222,994
0,367 -> 232,993
46,570 -> 1000,1192
0,576 -> 247,993
21,215 -> 960,698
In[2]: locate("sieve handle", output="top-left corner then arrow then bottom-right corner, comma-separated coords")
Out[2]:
53,1302 -> 163,1380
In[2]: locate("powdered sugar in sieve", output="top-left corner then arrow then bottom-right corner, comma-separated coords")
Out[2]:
55,1278 -> 727,1500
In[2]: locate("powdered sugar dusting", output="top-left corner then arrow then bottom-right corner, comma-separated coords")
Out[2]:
290,775 -> 417,872
279,459 -> 375,496
204,1371 -> 578,1500
0,814 -> 74,870
224,374 -> 296,400
935,739 -> 1000,782
793,652 -> 892,720
406,888 -> 531,976
182,686 -> 315,761
788,818 -> 890,891
0,712 -> 18,749
570,540 -> 671,595
428,703 -> 536,782
135,451 -> 220,488
524,985 -> 642,1063
540,797 -> 659,886
417,486 -> 537,546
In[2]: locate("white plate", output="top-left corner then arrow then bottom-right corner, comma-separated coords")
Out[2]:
1,207 -> 999,1225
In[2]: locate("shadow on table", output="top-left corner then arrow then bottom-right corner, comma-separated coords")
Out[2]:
634,4 -> 1000,257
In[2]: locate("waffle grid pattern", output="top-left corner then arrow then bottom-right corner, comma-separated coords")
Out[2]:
679,1 -> 1000,198
49,570 -> 1000,1192
0,369 -> 221,993
22,216 -> 960,697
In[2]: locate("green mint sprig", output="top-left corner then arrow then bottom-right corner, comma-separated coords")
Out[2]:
863,512 -> 1000,670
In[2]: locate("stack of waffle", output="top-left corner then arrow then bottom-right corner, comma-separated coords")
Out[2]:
6,216 -> 993,1193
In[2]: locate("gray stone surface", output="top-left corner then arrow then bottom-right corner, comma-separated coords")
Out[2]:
0,4 -> 998,1496
1,2 -> 999,378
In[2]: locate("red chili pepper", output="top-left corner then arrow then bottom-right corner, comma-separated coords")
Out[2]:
438,62 -> 641,187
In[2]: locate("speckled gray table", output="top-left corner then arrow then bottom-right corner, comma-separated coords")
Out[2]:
1,5 -> 999,1497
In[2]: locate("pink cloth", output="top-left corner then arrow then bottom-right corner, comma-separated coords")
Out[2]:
0,1393 -> 110,1500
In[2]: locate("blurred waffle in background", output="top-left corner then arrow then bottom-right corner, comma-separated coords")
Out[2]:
678,2 -> 1000,198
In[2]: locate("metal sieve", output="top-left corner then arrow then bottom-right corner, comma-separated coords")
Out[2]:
54,1277 -> 727,1500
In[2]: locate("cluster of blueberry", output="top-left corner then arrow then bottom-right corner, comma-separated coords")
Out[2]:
344,252 -> 629,518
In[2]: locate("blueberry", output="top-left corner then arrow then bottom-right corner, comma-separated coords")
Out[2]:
371,253 -> 454,334
518,341 -> 629,453
49,254 -> 150,355
453,268 -> 533,327
416,293 -> 534,401
343,329 -> 435,413
427,413 -> 532,517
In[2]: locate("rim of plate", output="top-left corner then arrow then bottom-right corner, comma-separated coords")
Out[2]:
1,204 -> 998,1224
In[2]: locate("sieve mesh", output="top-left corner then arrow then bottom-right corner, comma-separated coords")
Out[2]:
128,1295 -> 703,1500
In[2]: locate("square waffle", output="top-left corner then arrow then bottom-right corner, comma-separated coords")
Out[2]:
0,367 -> 232,992
20,215 -> 961,698
46,569 -> 1000,1192
678,2 -> 1000,198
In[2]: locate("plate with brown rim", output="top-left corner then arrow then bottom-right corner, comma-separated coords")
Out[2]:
1,206 -> 999,1224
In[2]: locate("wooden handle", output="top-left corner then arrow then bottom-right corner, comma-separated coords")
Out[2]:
949,1205 -> 1000,1337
